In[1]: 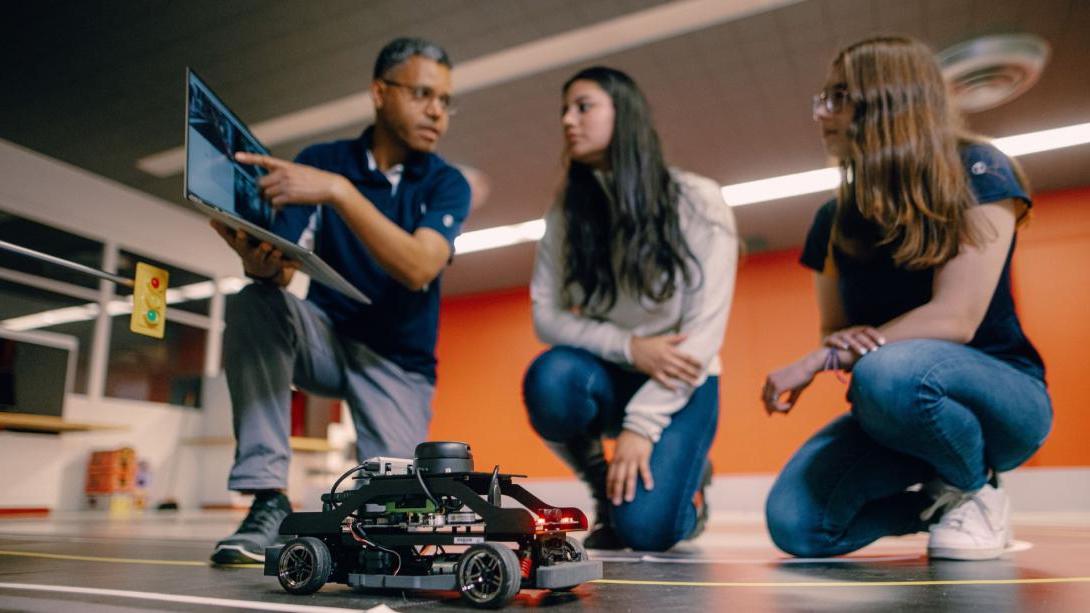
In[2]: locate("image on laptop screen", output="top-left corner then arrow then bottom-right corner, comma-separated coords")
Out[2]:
185,69 -> 273,229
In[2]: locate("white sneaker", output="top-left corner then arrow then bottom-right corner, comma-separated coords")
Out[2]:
926,482 -> 1011,561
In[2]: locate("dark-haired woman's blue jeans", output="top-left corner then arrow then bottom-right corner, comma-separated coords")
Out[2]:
522,346 -> 718,551
765,339 -> 1052,557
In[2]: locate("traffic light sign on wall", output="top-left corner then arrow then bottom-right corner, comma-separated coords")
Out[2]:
130,262 -> 169,338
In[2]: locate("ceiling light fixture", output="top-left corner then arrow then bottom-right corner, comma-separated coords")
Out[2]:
991,121 -> 1090,157
720,167 -> 841,207
939,34 -> 1050,113
453,218 -> 546,255
717,120 -> 1090,207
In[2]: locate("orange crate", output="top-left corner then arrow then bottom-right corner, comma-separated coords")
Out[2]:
85,447 -> 137,494
87,448 -> 135,471
85,471 -> 134,494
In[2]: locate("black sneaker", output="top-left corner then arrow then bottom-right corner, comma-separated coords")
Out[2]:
583,500 -> 625,550
685,460 -> 713,541
583,522 -> 625,550
210,491 -> 291,565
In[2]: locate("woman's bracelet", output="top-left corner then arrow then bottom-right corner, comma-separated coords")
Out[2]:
823,347 -> 850,384
822,347 -> 840,371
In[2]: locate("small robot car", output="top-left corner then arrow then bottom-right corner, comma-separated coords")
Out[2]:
265,442 -> 602,608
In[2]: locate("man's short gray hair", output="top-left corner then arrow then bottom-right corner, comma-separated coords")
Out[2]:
373,37 -> 451,79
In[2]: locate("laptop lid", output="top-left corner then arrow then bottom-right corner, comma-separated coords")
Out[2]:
183,68 -> 370,305
184,68 -> 275,231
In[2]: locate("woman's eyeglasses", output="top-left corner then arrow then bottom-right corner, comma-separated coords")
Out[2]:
812,87 -> 850,116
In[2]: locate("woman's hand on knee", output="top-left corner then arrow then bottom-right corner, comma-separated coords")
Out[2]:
823,326 -> 885,356
607,430 -> 654,506
629,334 -> 702,390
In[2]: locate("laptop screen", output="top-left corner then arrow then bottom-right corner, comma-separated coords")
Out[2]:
184,69 -> 274,229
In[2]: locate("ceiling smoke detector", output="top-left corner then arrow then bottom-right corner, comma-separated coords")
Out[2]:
938,34 -> 1050,113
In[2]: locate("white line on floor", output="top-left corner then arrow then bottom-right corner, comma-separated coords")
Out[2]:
0,582 -> 385,612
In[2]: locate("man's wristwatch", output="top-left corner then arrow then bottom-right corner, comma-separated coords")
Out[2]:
245,269 -> 281,284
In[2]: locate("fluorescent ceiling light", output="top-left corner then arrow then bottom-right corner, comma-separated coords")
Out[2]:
454,219 -> 546,255
450,119 -> 1090,253
720,120 -> 1090,206
721,167 -> 841,206
992,121 -> 1090,156
136,0 -> 800,177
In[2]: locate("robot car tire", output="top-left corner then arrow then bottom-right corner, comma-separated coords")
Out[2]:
455,542 -> 522,608
277,536 -> 333,595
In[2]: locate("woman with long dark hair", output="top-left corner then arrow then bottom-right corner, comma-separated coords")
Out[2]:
523,66 -> 738,551
763,36 -> 1052,560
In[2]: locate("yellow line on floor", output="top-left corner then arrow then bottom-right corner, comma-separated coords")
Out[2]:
0,549 -> 257,568
593,576 -> 1090,588
3,549 -> 1088,589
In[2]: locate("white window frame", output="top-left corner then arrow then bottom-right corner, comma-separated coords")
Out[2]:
1,231 -> 230,406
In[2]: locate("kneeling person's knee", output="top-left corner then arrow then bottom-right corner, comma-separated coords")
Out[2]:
765,482 -> 835,558
522,348 -> 595,440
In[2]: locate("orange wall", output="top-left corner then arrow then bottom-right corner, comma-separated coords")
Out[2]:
431,186 -> 1090,476
1008,187 -> 1090,467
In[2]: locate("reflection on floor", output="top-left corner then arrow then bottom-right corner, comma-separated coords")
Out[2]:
1,511 -> 1088,611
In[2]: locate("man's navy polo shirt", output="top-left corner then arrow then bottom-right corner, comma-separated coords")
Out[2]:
272,127 -> 471,382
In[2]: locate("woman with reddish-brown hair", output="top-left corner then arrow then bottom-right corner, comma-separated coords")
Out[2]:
762,35 -> 1052,560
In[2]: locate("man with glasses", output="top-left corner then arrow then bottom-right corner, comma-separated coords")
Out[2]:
210,37 -> 470,565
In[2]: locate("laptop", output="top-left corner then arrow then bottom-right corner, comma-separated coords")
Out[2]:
183,68 -> 370,305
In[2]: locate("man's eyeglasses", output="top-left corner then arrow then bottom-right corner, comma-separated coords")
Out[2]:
381,79 -> 457,115
812,87 -> 850,116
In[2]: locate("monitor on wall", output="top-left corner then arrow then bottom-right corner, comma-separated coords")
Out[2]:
0,328 -> 76,418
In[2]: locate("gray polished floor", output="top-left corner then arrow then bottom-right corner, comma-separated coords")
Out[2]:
1,511 -> 1088,611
